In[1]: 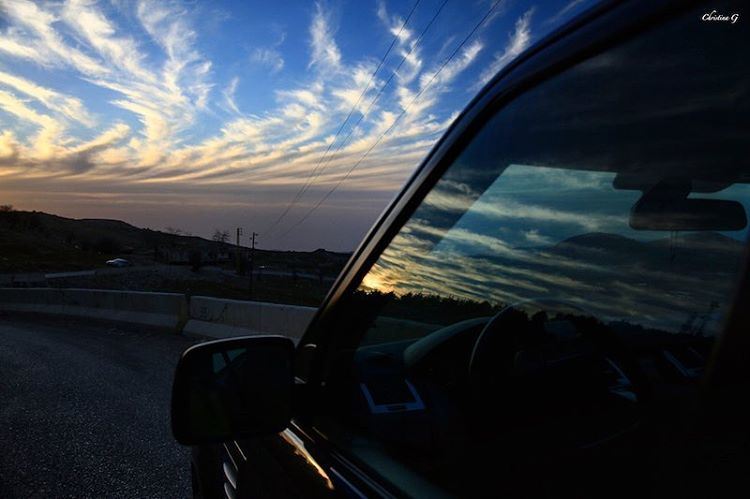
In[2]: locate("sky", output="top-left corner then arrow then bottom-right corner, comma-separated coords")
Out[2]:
0,0 -> 594,251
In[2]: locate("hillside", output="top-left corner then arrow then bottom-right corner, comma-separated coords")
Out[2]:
0,208 -> 350,274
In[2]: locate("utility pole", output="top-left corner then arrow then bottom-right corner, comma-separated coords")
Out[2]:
235,227 -> 243,275
249,232 -> 258,299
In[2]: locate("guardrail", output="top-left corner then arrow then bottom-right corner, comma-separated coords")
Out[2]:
0,288 -> 316,342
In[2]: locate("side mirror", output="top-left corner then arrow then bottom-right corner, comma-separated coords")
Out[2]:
171,335 -> 295,445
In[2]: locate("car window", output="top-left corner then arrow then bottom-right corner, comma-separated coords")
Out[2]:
315,2 -> 749,497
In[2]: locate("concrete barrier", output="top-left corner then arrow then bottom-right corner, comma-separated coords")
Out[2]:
0,288 -> 449,346
0,288 -> 319,340
0,288 -> 188,330
184,296 -> 317,343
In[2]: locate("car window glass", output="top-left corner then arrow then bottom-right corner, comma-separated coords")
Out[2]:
316,2 -> 749,497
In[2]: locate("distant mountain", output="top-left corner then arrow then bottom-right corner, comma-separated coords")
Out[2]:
0,209 -> 350,273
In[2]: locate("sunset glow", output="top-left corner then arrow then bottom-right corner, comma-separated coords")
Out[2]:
0,0 -> 592,249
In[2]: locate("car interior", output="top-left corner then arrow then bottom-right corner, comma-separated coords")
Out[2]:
324,279 -> 735,496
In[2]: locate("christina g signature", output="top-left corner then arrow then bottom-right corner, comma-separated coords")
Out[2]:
702,10 -> 740,24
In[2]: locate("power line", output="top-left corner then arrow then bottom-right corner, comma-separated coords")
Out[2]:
297,0 -> 421,197
263,0 -> 422,237
299,0 -> 450,203
265,0 -> 420,236
277,0 -> 502,240
358,0 -> 450,130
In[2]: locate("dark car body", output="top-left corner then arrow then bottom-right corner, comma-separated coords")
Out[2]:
187,0 -> 750,497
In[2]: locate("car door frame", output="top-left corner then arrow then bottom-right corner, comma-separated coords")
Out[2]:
228,0 -> 750,497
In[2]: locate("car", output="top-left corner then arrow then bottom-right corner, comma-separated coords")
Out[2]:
170,0 -> 750,497
105,258 -> 132,268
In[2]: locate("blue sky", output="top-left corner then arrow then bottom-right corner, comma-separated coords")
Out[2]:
0,0 -> 594,250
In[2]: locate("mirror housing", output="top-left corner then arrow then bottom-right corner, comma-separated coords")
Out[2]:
171,335 -> 295,445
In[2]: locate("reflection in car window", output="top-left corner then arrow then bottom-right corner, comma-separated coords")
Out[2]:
319,3 -> 749,497
362,164 -> 748,340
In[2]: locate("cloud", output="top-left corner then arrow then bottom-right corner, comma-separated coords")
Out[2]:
0,89 -> 60,130
0,0 -> 108,75
376,0 -> 421,83
0,131 -> 20,165
0,70 -> 95,127
547,0 -> 588,25
222,77 -> 241,114
63,0 -> 150,81
0,0 -> 478,183
523,229 -> 553,245
136,0 -> 214,108
0,0 -> 494,246
0,37 -> 45,62
250,47 -> 285,74
363,207 -> 732,335
0,0 -> 214,159
309,2 -> 342,72
477,9 -> 534,87
61,122 -> 131,174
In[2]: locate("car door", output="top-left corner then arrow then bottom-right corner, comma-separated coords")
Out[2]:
223,0 -> 750,497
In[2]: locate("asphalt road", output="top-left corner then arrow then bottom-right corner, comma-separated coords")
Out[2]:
0,313 -> 199,498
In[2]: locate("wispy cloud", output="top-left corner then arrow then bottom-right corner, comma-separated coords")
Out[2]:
309,2 -> 342,72
222,77 -> 242,114
250,47 -> 285,74
0,0 -> 108,75
0,0 -> 530,247
0,0 -> 485,185
0,70 -> 95,127
377,0 -> 421,83
547,0 -> 588,25
477,8 -> 534,87
249,26 -> 286,75
0,89 -> 59,130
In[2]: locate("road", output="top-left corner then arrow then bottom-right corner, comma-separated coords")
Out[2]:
0,313 -> 198,498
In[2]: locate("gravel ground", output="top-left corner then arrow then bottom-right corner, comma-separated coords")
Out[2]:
0,313 -> 199,498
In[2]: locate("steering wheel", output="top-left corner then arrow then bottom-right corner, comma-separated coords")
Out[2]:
468,298 -> 648,450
